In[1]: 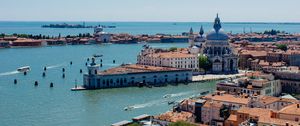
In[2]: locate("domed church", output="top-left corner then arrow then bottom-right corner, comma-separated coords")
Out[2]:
201,14 -> 238,74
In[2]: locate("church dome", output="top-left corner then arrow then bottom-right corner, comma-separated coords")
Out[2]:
206,14 -> 229,41
206,29 -> 229,40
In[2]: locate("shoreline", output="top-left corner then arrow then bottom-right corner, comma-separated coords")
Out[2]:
71,71 -> 246,91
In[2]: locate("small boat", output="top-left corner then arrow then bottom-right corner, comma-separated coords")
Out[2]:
93,54 -> 103,58
163,94 -> 172,98
168,101 -> 175,105
17,66 -> 30,72
124,106 -> 134,111
200,91 -> 209,95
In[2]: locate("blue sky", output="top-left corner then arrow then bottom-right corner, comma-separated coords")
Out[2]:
1,0 -> 300,22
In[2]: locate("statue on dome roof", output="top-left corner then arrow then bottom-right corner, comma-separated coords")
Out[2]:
213,13 -> 222,32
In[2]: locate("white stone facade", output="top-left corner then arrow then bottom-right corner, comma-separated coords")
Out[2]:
83,63 -> 193,89
137,46 -> 199,70
201,15 -> 238,74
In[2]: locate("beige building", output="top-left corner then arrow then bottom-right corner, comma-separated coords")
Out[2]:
217,73 -> 282,97
201,101 -> 224,125
137,46 -> 199,70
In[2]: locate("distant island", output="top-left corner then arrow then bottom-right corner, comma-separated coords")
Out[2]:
41,23 -> 116,28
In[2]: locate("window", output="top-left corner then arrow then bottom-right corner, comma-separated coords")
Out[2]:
97,79 -> 100,86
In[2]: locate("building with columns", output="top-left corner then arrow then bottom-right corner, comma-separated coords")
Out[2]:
201,14 -> 238,74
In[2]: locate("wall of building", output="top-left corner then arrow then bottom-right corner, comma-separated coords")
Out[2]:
83,70 -> 192,89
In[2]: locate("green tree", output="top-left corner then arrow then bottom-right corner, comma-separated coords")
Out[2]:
169,121 -> 197,126
276,44 -> 288,51
198,55 -> 212,73
169,47 -> 177,52
0,33 -> 5,38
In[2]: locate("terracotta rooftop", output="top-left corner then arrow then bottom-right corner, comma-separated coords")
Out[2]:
203,94 -> 249,105
279,104 -> 300,116
259,60 -> 270,66
226,115 -> 237,122
203,101 -> 223,108
13,39 -> 42,43
99,64 -> 188,75
155,111 -> 193,122
258,117 -> 300,126
237,107 -> 272,117
240,50 -> 267,57
259,96 -> 299,105
148,51 -> 196,59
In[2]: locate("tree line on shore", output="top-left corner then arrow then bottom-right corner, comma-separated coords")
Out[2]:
0,33 -> 92,39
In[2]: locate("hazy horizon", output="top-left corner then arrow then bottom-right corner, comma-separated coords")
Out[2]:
1,0 -> 300,22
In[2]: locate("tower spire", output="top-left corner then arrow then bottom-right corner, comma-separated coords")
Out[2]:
189,27 -> 193,34
199,25 -> 204,37
213,13 -> 222,32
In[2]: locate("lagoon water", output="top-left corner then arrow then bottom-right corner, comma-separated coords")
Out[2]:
0,43 -> 216,126
1,21 -> 299,126
1,21 -> 300,36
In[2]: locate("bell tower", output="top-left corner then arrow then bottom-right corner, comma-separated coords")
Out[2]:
189,27 -> 195,47
87,58 -> 99,75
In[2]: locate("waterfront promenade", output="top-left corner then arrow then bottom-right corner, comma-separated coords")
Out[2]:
192,70 -> 246,82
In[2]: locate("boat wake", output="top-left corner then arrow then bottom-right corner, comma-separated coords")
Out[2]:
46,63 -> 66,69
0,70 -> 20,77
129,99 -> 166,110
164,91 -> 197,98
125,91 -> 200,111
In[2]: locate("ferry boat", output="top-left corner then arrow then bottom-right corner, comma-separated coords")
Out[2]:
17,66 -> 30,72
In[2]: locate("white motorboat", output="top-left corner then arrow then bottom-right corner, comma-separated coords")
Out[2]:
163,94 -> 171,98
17,66 -> 31,72
124,106 -> 134,111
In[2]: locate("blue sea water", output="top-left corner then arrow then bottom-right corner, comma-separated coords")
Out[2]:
0,21 -> 300,36
0,43 -> 216,126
